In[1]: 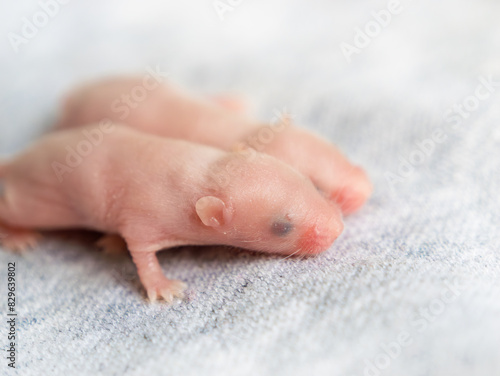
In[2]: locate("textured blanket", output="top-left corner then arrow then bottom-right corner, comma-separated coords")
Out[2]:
1,0 -> 499,375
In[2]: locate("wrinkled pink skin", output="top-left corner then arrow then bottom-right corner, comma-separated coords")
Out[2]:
0,125 -> 342,301
57,77 -> 372,214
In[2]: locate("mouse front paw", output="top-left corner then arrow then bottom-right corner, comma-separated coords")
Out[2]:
130,249 -> 188,303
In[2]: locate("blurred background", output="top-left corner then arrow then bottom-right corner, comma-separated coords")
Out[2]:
1,1 -> 499,375
1,0 -> 499,152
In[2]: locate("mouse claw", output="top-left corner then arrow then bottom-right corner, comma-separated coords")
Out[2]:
146,279 -> 187,303
147,289 -> 159,303
160,290 -> 174,303
166,280 -> 187,299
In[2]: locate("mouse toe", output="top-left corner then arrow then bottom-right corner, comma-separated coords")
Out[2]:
0,225 -> 42,253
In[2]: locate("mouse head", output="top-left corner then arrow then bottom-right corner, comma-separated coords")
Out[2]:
195,152 -> 343,255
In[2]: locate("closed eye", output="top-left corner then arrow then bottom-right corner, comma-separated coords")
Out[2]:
271,220 -> 294,237
315,185 -> 327,197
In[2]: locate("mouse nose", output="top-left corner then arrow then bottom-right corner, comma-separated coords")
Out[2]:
328,166 -> 372,214
297,214 -> 343,254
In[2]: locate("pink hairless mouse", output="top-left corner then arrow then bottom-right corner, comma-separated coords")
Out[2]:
0,124 -> 343,302
57,77 -> 372,214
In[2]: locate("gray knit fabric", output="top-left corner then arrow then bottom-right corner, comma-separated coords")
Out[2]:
1,1 -> 499,375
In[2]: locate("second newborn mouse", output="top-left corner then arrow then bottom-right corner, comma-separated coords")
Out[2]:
57,77 -> 372,214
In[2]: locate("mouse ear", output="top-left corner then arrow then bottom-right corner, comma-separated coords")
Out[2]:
195,196 -> 233,228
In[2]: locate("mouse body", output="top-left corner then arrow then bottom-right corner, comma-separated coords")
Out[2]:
0,124 -> 342,301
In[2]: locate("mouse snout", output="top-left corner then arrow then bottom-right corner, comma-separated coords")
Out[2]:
296,214 -> 343,255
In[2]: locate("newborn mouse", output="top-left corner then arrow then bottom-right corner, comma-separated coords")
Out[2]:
0,124 -> 343,302
57,77 -> 372,214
